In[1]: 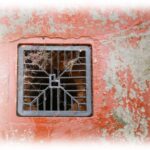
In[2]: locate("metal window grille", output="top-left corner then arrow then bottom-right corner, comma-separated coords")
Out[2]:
17,45 -> 92,116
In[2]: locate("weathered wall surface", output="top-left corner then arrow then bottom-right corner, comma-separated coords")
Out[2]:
0,8 -> 149,142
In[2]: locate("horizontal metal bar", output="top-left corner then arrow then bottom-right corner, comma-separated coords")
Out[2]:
24,63 -> 49,76
60,83 -> 86,85
73,63 -> 86,65
24,83 -> 49,85
24,96 -> 37,98
23,102 -> 31,105
22,45 -> 89,51
20,110 -> 91,117
60,76 -> 86,79
24,89 -> 43,91
73,96 -> 86,98
64,70 -> 86,72
25,70 -> 47,72
66,90 -> 86,92
79,103 -> 87,105
24,76 -> 49,79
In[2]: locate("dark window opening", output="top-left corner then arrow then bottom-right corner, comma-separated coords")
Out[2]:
17,45 -> 92,116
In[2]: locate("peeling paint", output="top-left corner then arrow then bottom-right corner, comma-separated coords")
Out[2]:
0,8 -> 149,142
102,26 -> 150,141
49,17 -> 56,33
104,34 -> 150,92
112,106 -> 148,142
129,89 -> 137,99
123,9 -> 138,20
5,126 -> 35,142
90,9 -> 107,25
109,11 -> 119,22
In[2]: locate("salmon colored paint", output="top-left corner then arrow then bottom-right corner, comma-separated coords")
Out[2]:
0,8 -> 149,142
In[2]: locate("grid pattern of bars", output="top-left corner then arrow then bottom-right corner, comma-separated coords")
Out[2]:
17,45 -> 92,116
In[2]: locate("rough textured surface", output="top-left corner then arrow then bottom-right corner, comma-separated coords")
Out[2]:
0,8 -> 149,142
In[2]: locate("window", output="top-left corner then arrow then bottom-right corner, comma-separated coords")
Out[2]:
17,45 -> 92,116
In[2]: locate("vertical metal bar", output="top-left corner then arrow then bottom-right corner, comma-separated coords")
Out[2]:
57,88 -> 60,111
29,103 -> 32,111
51,51 -> 52,74
50,51 -> 53,110
78,103 -> 80,111
85,46 -> 92,115
50,88 -> 53,110
64,50 -> 66,68
63,51 -> 65,69
37,98 -> 39,111
18,47 -> 24,114
56,51 -> 58,77
71,98 -> 73,111
70,51 -> 72,60
64,92 -> 66,110
43,91 -> 46,110
58,51 -> 59,75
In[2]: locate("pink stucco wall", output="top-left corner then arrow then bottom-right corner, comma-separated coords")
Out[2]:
0,8 -> 149,142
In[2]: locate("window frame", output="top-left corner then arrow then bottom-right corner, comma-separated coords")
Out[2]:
17,45 -> 92,117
